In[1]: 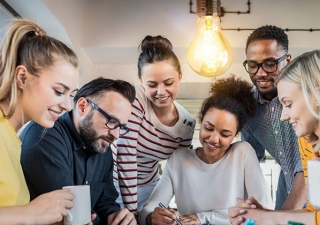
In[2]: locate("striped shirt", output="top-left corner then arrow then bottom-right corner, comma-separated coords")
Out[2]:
241,88 -> 303,209
112,85 -> 195,212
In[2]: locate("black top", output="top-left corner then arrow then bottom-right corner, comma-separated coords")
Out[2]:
20,111 -> 120,224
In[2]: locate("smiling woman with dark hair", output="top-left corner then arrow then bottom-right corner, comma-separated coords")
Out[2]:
139,75 -> 273,225
114,35 -> 196,214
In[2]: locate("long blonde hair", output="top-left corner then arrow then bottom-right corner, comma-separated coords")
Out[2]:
0,18 -> 78,118
275,50 -> 320,152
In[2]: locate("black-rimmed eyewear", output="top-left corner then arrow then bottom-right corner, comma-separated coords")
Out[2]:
243,54 -> 289,74
86,98 -> 129,136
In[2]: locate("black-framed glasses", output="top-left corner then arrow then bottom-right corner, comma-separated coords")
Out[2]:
243,54 -> 289,74
86,98 -> 130,136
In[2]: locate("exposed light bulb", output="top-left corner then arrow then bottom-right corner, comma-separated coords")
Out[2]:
187,1 -> 234,77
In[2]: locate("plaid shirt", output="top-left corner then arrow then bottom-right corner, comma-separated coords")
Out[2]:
241,88 -> 303,209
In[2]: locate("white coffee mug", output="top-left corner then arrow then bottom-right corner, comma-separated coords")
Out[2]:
63,185 -> 91,225
307,158 -> 320,209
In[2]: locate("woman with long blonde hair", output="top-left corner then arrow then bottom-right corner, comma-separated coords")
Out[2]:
0,18 -> 79,224
229,50 -> 320,225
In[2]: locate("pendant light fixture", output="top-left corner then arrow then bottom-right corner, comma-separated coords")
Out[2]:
187,0 -> 233,77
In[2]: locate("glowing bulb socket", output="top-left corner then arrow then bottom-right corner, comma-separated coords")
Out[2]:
187,15 -> 234,77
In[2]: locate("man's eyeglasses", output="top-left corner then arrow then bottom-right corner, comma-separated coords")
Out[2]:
86,98 -> 130,136
243,54 -> 289,74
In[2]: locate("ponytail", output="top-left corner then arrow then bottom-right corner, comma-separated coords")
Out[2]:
0,18 -> 78,118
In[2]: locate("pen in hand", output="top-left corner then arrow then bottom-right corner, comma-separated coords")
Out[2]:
158,202 -> 182,225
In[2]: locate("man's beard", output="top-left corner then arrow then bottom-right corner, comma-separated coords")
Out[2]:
259,86 -> 278,99
78,110 -> 114,154
254,77 -> 278,100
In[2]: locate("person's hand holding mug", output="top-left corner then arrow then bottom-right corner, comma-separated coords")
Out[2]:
25,189 -> 75,224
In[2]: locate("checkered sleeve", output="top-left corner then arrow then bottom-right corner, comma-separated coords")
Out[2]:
241,125 -> 265,161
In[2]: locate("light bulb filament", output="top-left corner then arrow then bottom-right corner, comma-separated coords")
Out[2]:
187,15 -> 234,77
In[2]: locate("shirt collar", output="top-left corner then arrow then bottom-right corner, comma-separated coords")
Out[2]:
254,88 -> 279,104
59,111 -> 85,151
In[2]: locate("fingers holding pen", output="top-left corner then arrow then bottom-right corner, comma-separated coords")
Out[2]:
151,207 -> 178,225
160,207 -> 176,220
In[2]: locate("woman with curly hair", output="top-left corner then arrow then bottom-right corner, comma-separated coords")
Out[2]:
139,75 -> 273,225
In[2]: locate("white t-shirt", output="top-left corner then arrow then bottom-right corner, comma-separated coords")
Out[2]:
140,141 -> 273,225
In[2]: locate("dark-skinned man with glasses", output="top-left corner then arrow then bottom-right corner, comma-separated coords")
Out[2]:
20,77 -> 137,225
232,25 -> 308,215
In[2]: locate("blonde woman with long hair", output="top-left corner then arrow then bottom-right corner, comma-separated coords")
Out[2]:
0,18 -> 79,224
229,50 -> 320,225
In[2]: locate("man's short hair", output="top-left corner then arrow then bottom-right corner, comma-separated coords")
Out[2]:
246,25 -> 289,53
74,77 -> 136,105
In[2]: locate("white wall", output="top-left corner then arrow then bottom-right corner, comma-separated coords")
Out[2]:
6,0 -> 320,97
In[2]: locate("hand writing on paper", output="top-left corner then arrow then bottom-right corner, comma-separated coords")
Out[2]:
148,207 -> 179,225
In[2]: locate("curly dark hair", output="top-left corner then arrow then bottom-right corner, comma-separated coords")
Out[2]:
199,75 -> 256,133
245,25 -> 288,53
137,35 -> 181,79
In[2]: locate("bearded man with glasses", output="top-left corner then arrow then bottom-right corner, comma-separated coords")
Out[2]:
238,25 -> 308,211
20,77 -> 137,225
